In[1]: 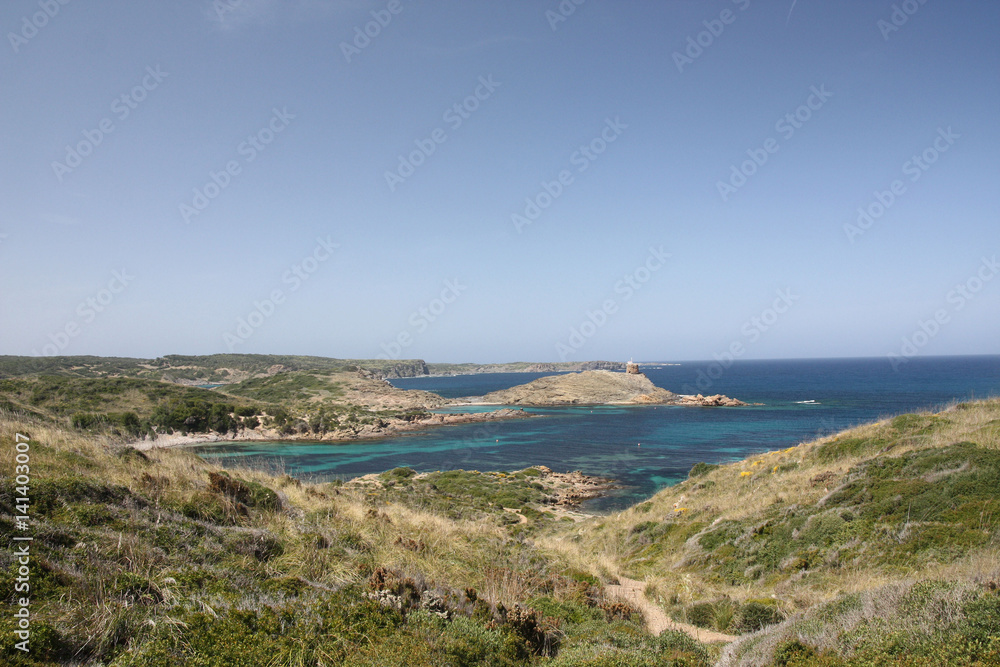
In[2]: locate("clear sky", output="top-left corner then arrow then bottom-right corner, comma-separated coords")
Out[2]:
1,0 -> 997,364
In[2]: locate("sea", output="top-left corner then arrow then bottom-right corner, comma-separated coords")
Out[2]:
192,356 -> 1000,512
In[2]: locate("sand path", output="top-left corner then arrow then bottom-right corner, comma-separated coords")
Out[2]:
605,576 -> 736,644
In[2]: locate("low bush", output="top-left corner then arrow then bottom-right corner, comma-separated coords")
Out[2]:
689,462 -> 719,478
732,599 -> 785,633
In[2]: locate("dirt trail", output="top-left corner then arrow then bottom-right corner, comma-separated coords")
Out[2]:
605,576 -> 736,645
503,508 -> 529,524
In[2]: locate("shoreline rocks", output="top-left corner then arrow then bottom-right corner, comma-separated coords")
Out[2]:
531,465 -> 619,507
675,393 -> 751,407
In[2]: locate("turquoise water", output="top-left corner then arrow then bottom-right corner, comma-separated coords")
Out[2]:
192,356 -> 1000,511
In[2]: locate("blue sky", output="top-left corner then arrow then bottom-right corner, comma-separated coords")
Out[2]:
1,0 -> 997,364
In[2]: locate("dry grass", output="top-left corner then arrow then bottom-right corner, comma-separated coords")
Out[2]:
3,397 -> 996,661
0,407 -> 577,611
538,397 -> 1000,618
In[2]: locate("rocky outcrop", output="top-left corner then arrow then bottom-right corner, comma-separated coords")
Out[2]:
337,370 -> 447,410
675,393 -> 748,407
531,466 -> 617,507
345,408 -> 532,438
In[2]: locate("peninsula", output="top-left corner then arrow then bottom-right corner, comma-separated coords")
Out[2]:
0,354 -> 747,448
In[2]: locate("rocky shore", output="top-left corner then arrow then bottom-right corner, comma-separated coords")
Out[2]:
348,464 -> 617,513
675,393 -> 751,407
532,465 -> 618,507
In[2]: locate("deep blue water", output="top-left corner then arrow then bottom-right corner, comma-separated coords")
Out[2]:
193,356 -> 1000,512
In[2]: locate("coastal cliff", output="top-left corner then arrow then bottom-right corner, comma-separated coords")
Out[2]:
366,360 -> 430,378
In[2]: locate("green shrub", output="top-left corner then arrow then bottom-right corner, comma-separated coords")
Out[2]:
71,411 -> 105,429
436,615 -> 526,666
118,590 -> 410,666
72,503 -> 118,527
262,576 -> 308,597
564,569 -> 600,588
229,531 -> 284,561
686,601 -> 716,628
631,521 -> 658,535
552,621 -> 709,667
382,467 -> 417,480
0,617 -> 73,665
773,639 -> 817,666
117,446 -> 150,464
957,591 -> 1000,656
712,598 -> 738,633
733,599 -> 785,633
2,478 -> 131,517
812,436 -> 883,462
689,462 -> 719,478
112,572 -> 162,605
528,596 -> 599,625
178,490 -> 237,524
520,507 -> 543,521
207,472 -> 281,511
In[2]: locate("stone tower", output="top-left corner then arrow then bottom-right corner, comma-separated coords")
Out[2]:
626,360 -> 640,374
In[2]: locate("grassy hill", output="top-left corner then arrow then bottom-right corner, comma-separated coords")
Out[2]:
0,393 -> 997,665
0,413 -> 707,666
0,354 -> 627,382
0,366 -> 440,442
551,399 -> 1000,665
0,354 -> 430,383
0,375 -> 269,439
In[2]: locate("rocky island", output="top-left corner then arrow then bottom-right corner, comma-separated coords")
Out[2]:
460,369 -> 748,407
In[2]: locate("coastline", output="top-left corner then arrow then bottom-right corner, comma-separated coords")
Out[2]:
131,407 -> 533,451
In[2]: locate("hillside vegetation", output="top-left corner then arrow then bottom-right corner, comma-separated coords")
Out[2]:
426,361 -> 627,376
1,388 -> 998,665
0,372 -> 435,442
551,398 -> 1000,665
0,356 -> 624,444
0,354 -> 430,383
0,412 -> 709,667
0,354 -> 628,383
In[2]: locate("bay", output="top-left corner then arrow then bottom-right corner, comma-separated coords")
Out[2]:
192,355 -> 1000,511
